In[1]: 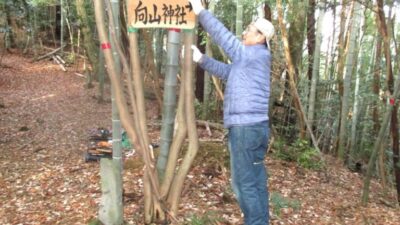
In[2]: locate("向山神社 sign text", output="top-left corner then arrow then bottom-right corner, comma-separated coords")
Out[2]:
128,0 -> 196,29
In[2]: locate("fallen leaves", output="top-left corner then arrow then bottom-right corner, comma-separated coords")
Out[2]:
0,53 -> 399,224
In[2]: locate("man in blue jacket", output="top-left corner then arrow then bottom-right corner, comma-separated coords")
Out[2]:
188,0 -> 274,224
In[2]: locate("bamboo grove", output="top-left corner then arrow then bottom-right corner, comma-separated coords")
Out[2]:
1,0 -> 400,223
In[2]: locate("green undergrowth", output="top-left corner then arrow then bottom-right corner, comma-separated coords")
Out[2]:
185,211 -> 223,225
272,138 -> 325,170
270,192 -> 301,217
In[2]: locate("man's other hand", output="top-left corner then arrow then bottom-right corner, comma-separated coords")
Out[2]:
189,0 -> 204,15
191,45 -> 203,63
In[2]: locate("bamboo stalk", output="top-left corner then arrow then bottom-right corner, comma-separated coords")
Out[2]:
161,62 -> 188,198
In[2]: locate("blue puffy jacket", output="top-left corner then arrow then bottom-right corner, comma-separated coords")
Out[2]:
198,10 -> 271,128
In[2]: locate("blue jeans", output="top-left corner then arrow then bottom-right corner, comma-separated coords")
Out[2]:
228,121 -> 269,225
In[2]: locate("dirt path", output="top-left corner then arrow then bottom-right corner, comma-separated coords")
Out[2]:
1,53 -> 400,225
0,54 -> 110,224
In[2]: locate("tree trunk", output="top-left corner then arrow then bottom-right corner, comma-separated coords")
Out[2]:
349,31 -> 364,166
195,29 -> 205,102
307,1 -> 325,132
387,0 -> 398,192
376,0 -> 400,205
276,0 -> 320,152
98,47 -> 105,102
362,80 -> 400,205
21,0 -> 31,54
287,0 -> 308,139
201,40 -> 212,120
202,1 -> 216,120
167,30 -> 199,216
194,0 -> 210,103
154,29 -> 164,75
358,104 -> 371,155
119,0 -> 129,57
306,0 -> 316,82
75,0 -> 98,78
338,1 -> 361,161
201,44 -> 213,119
129,30 -> 163,224
372,35 -> 382,134
277,1 -> 307,139
320,0 -> 337,152
32,7 -> 38,58
366,35 -> 386,185
306,0 -> 316,139
49,6 -> 57,47
333,0 -> 349,154
64,3 -> 75,61
142,29 -> 163,108
4,2 -> 14,49
288,0 -> 307,79
60,0 -> 64,54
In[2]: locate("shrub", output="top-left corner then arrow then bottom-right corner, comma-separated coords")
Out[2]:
297,148 -> 323,170
272,138 -> 324,170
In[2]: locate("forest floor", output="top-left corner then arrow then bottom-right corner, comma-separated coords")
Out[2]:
0,53 -> 400,225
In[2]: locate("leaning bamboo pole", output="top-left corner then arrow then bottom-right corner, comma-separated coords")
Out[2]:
276,0 -> 321,152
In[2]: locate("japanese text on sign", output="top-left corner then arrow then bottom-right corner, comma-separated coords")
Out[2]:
128,0 -> 196,29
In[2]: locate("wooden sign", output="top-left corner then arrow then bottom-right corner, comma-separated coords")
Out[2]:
128,0 -> 196,29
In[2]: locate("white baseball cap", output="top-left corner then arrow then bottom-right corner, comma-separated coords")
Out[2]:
253,18 -> 275,49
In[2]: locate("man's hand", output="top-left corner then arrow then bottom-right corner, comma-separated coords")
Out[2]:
181,45 -> 203,63
189,0 -> 204,15
191,45 -> 203,63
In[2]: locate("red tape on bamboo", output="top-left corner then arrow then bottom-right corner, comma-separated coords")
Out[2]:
168,28 -> 181,33
390,98 -> 395,105
101,42 -> 111,50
